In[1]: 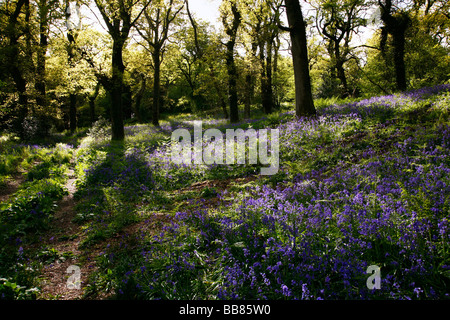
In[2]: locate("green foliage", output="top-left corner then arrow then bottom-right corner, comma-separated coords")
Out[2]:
86,117 -> 111,142
361,19 -> 450,96
0,140 -> 33,177
0,179 -> 67,238
0,140 -> 73,300
0,278 -> 39,300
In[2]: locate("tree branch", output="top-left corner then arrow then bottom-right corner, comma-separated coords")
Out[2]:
278,22 -> 293,32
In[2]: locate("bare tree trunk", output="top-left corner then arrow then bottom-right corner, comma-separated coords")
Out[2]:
152,49 -> 161,127
379,0 -> 410,92
66,28 -> 78,133
220,96 -> 229,119
273,34 -> 281,108
222,1 -> 241,123
6,0 -> 29,136
226,40 -> 240,123
122,84 -> 132,120
261,38 -> 274,115
35,0 -> 49,108
110,38 -> 125,140
244,42 -> 257,119
284,0 -> 316,117
392,28 -> 408,91
336,58 -> 349,97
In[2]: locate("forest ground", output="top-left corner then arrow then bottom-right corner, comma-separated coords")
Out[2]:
1,85 -> 450,300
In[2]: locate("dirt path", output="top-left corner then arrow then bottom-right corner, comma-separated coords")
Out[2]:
0,162 -> 95,299
37,169 -> 93,300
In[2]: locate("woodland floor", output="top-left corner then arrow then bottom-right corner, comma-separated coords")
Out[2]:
2,86 -> 450,300
5,163 -> 255,299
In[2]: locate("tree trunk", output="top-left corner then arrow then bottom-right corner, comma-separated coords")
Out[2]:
10,62 -> 28,120
226,41 -> 239,123
122,84 -> 132,120
6,0 -> 29,135
273,35 -> 281,108
332,40 -> 349,97
244,42 -> 257,119
244,73 -> 252,119
336,59 -> 349,97
212,77 -> 229,119
284,0 -> 316,117
220,95 -> 229,120
69,93 -> 77,132
66,29 -> 78,132
222,1 -> 241,123
265,50 -> 273,114
13,68 -> 28,134
89,82 -> 100,124
392,28 -> 407,91
152,49 -> 161,127
110,38 -> 125,141
379,0 -> 410,92
261,39 -> 274,115
35,0 -> 49,108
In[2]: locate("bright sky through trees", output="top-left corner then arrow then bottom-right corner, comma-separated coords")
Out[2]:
79,0 -> 373,50
188,0 -> 222,26
189,0 -> 374,47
